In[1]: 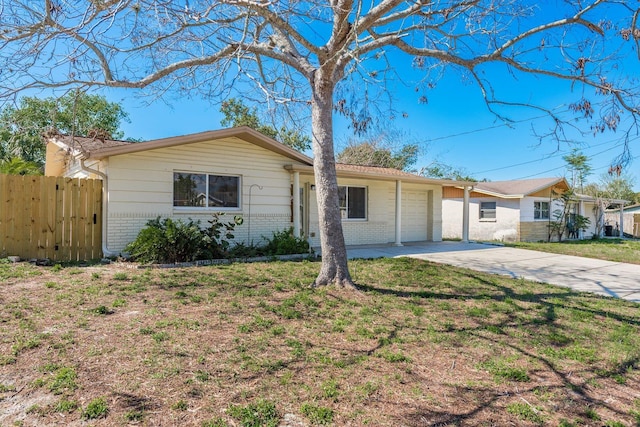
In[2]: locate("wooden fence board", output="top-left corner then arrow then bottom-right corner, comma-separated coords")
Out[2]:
0,175 -> 5,256
92,180 -> 102,259
37,176 -> 49,259
45,177 -> 57,259
0,174 -> 102,261
14,176 -> 26,257
78,178 -> 88,260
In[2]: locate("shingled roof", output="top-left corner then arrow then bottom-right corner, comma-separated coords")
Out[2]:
471,177 -> 569,197
48,127 -> 474,186
49,135 -> 132,154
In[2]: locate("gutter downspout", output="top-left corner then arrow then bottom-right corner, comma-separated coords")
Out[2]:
80,159 -> 118,258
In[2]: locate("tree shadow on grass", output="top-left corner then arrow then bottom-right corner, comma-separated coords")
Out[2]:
352,264 -> 640,425
112,392 -> 158,415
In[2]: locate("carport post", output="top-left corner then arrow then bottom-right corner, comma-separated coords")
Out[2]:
462,186 -> 471,243
395,180 -> 403,246
619,202 -> 625,237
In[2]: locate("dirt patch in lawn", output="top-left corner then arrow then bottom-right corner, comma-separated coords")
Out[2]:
1,258 -> 639,426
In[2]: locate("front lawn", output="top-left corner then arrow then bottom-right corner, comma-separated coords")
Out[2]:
1,258 -> 639,426
506,238 -> 640,265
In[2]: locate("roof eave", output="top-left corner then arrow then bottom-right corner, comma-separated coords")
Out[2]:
521,177 -> 568,196
284,164 -> 475,186
86,127 -> 314,165
47,137 -> 85,158
473,190 -> 524,198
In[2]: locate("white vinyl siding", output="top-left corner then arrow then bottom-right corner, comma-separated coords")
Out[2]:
305,180 -> 441,247
103,137 -> 298,250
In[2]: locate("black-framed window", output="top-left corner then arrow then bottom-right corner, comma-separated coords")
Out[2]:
479,201 -> 496,219
173,172 -> 240,208
338,186 -> 366,219
534,201 -> 550,220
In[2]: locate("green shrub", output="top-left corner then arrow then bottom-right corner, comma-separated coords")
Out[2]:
125,214 -> 242,263
228,241 -> 264,258
204,213 -> 243,258
125,216 -> 309,263
125,217 -> 207,263
263,228 -> 310,256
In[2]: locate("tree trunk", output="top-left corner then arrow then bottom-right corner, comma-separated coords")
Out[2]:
310,75 -> 355,289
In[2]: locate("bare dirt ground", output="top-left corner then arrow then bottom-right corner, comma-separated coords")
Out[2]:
1,258 -> 639,426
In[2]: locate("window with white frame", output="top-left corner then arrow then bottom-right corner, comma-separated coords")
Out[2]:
338,186 -> 366,219
534,201 -> 550,220
173,172 -> 240,208
479,201 -> 497,220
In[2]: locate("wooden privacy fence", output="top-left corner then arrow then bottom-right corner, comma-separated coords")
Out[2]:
0,174 -> 102,261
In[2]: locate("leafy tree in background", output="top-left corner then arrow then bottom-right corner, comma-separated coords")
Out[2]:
336,128 -> 419,171
0,157 -> 42,175
1,1 -> 638,288
220,98 -> 310,152
419,162 -> 476,182
0,92 -> 129,167
584,173 -> 639,204
337,141 -> 418,170
563,148 -> 592,192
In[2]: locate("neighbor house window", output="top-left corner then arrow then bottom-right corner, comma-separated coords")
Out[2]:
338,186 -> 366,219
479,201 -> 496,220
534,201 -> 549,220
173,172 -> 240,208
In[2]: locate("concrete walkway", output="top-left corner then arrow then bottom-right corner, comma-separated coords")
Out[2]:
346,241 -> 640,302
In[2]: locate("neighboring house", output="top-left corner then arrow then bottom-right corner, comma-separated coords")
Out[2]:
45,127 -> 472,256
605,203 -> 640,238
442,177 -> 617,242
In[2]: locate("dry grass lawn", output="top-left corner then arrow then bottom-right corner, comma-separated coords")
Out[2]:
1,257 -> 639,426
507,238 -> 640,265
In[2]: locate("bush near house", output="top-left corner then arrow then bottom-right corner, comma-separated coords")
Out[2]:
125,214 -> 310,264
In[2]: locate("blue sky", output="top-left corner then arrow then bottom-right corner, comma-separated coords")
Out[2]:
94,2 -> 639,192
4,1 -> 637,190
109,67 -> 639,191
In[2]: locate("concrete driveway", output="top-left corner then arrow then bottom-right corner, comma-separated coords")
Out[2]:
346,241 -> 640,302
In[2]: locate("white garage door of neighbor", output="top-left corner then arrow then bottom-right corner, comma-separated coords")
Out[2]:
401,191 -> 428,241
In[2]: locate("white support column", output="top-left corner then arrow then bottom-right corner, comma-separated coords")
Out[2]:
293,171 -> 301,238
462,186 -> 470,243
619,202 -> 625,237
578,200 -> 584,239
395,180 -> 403,246
599,200 -> 605,238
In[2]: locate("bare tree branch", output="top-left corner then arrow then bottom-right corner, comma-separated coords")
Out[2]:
1,0 -> 638,287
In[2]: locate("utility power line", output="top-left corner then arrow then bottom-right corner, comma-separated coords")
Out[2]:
513,143 -> 640,180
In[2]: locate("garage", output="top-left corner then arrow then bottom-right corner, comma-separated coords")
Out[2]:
401,190 -> 429,241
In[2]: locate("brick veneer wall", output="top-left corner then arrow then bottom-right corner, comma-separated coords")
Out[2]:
519,221 -> 553,242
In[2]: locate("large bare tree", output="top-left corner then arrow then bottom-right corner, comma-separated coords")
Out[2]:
1,0 -> 638,287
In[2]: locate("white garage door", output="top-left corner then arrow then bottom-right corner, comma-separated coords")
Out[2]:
401,191 -> 428,241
